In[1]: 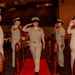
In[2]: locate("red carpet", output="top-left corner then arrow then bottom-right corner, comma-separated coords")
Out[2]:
20,59 -> 51,75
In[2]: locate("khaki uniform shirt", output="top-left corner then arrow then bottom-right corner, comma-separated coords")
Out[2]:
56,26 -> 65,44
0,26 -> 4,45
68,29 -> 75,51
11,25 -> 20,40
22,27 -> 45,47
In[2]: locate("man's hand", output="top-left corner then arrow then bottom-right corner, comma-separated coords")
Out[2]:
61,45 -> 64,49
27,23 -> 33,26
69,20 -> 74,26
19,25 -> 22,30
43,45 -> 45,50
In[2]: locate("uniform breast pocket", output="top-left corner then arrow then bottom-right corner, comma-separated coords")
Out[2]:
38,33 -> 42,38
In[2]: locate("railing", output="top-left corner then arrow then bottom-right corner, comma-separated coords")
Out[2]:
14,43 -> 20,75
14,39 -> 61,75
53,42 -> 59,75
14,39 -> 25,75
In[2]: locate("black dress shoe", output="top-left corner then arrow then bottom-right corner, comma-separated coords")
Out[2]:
35,72 -> 38,75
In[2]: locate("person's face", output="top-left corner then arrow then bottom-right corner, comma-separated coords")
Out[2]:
57,23 -> 62,28
73,19 -> 75,25
33,22 -> 39,27
15,21 -> 21,26
0,15 -> 2,22
55,23 -> 58,28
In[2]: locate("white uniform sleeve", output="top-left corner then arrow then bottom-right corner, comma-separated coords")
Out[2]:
0,26 -> 4,45
67,29 -> 75,34
60,28 -> 65,36
41,29 -> 45,37
22,28 -> 31,33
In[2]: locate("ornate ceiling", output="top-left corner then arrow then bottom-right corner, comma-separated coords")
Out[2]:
0,0 -> 52,8
0,0 -> 58,26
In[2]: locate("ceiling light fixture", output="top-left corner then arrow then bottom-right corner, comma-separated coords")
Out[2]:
37,3 -> 53,7
7,8 -> 16,12
15,2 -> 17,4
3,3 -> 5,5
0,3 -> 6,8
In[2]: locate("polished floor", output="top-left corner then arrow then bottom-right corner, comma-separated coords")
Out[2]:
4,40 -> 72,75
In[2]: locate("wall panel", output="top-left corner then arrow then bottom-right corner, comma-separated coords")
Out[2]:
59,0 -> 75,38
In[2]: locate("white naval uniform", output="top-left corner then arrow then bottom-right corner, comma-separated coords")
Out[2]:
56,26 -> 65,67
22,27 -> 45,72
0,26 -> 4,58
11,25 -> 20,67
68,28 -> 75,74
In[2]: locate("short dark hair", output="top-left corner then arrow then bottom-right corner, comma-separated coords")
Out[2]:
72,16 -> 75,20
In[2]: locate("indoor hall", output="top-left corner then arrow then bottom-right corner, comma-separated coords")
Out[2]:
0,0 -> 74,75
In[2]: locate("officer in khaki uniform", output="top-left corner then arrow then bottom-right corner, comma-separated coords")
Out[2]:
11,17 -> 21,68
0,10 -> 4,58
67,17 -> 75,74
55,19 -> 65,67
22,17 -> 45,75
